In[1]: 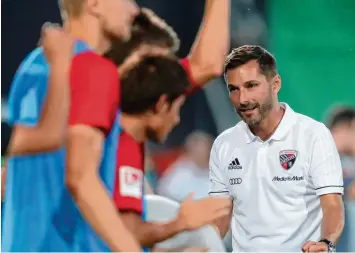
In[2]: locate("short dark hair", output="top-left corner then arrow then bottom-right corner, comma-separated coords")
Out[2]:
120,56 -> 189,115
105,8 -> 180,66
224,45 -> 277,79
327,106 -> 355,130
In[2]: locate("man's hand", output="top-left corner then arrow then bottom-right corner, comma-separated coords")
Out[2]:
41,23 -> 74,65
177,193 -> 231,231
302,241 -> 328,252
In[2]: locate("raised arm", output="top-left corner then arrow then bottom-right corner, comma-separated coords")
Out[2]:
186,0 -> 230,86
65,53 -> 140,252
8,25 -> 72,155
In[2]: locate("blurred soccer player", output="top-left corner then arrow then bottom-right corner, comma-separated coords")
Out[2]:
104,1 -> 231,248
1,24 -> 72,203
2,0 -> 140,252
113,55 -> 232,250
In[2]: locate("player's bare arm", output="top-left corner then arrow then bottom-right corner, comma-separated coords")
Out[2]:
8,24 -> 72,155
120,194 -> 231,248
301,126 -> 345,253
211,202 -> 233,238
66,54 -> 141,252
302,194 -> 345,253
1,161 -> 7,202
320,194 -> 345,244
66,126 -> 140,252
187,0 -> 230,86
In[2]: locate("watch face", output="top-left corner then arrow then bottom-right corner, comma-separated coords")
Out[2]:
329,243 -> 336,252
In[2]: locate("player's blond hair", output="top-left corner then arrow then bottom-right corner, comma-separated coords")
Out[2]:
58,0 -> 84,20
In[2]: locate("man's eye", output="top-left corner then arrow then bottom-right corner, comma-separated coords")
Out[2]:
228,86 -> 238,92
247,83 -> 258,88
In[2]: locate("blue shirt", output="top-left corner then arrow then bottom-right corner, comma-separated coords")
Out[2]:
2,41 -> 126,252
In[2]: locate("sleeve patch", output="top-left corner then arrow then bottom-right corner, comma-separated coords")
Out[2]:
119,166 -> 143,198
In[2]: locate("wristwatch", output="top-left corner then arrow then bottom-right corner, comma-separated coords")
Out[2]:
319,238 -> 336,252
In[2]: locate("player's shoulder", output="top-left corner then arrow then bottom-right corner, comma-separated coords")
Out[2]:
15,47 -> 48,76
116,132 -> 144,170
73,50 -> 117,74
294,111 -> 331,140
213,121 -> 246,148
10,47 -> 47,96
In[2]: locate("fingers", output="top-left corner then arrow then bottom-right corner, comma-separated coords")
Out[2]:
308,243 -> 328,252
302,241 -> 317,252
174,96 -> 186,108
203,207 -> 230,224
41,22 -> 61,35
200,197 -> 232,209
214,207 -> 231,218
184,193 -> 195,202
302,241 -> 327,252
41,22 -> 52,34
198,199 -> 231,224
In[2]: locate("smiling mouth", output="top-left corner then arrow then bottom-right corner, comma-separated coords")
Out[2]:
240,107 -> 257,116
240,106 -> 257,112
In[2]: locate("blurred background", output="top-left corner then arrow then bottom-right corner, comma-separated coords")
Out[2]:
1,0 -> 355,251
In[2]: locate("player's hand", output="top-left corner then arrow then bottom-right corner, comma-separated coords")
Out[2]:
302,241 -> 328,252
177,193 -> 232,231
41,23 -> 74,66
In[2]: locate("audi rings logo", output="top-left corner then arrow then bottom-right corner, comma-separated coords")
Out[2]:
229,178 -> 242,185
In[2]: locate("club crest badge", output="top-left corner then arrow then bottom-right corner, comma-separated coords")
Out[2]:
279,150 -> 298,170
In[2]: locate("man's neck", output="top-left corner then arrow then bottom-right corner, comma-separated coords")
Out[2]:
251,103 -> 285,141
64,17 -> 111,54
120,114 -> 146,143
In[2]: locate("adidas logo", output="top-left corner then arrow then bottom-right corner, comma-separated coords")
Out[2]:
228,158 -> 242,170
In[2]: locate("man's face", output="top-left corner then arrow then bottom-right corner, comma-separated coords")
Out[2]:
332,120 -> 355,155
146,96 -> 185,143
226,60 -> 278,127
95,0 -> 138,41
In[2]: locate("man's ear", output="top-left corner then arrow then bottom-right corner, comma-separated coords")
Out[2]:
272,74 -> 281,94
154,94 -> 169,114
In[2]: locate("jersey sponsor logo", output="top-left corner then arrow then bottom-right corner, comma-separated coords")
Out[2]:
272,176 -> 304,182
119,166 -> 143,198
229,177 -> 242,185
279,150 -> 298,170
228,158 -> 242,170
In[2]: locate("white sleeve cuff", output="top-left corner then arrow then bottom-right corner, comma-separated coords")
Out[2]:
208,190 -> 230,197
315,185 -> 344,196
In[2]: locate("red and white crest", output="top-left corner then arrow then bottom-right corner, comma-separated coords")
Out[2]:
279,150 -> 298,170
